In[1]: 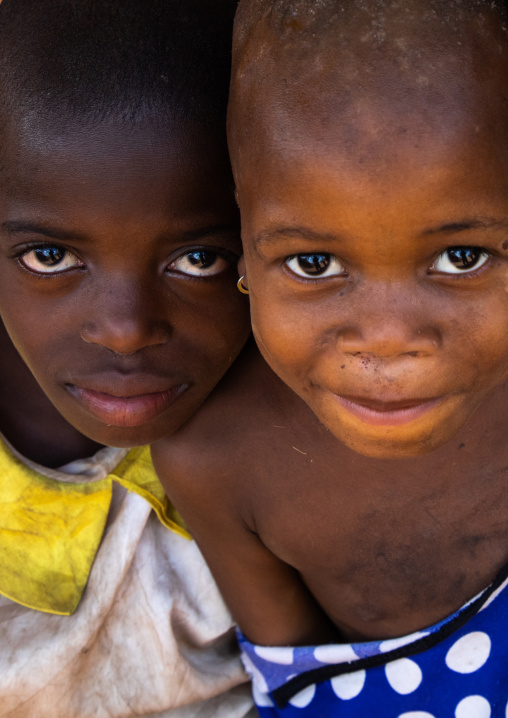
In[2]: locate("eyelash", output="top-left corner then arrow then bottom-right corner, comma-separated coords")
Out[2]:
14,243 -> 84,275
14,243 -> 239,278
14,242 -> 70,258
281,246 -> 493,283
428,247 -> 491,278
284,253 -> 347,281
166,246 -> 238,278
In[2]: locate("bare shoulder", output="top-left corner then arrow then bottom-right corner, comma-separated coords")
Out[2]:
151,340 -> 284,513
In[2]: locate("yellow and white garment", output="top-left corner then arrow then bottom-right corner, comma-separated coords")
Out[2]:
0,436 -> 253,718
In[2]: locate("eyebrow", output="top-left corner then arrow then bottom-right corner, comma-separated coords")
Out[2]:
1,221 -> 239,243
254,217 -> 508,247
254,226 -> 338,247
1,221 -> 87,242
177,223 -> 240,242
423,218 -> 508,235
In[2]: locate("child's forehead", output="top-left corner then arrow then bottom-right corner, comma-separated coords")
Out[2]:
230,1 -> 508,171
0,114 -> 235,231
1,114 -> 226,183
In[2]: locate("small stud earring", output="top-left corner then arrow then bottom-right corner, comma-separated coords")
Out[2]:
237,276 -> 249,295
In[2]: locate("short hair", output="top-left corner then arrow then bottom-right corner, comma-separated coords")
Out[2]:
234,0 -> 508,46
231,0 -> 508,92
0,0 -> 237,129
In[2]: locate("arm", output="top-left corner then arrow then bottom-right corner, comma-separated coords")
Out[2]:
151,438 -> 337,647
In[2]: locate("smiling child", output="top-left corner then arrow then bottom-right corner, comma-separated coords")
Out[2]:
0,0 -> 253,716
152,0 -> 508,715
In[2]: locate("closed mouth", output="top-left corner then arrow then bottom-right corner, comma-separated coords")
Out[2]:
334,394 -> 442,427
67,382 -> 188,427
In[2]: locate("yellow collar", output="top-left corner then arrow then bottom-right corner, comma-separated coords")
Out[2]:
0,442 -> 189,615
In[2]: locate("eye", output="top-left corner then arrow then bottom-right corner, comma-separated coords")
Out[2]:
169,249 -> 232,277
19,246 -> 84,274
285,253 -> 346,279
431,247 -> 489,275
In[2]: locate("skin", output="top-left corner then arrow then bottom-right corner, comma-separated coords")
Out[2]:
237,109 -> 508,460
0,116 -> 250,466
154,8 -> 508,645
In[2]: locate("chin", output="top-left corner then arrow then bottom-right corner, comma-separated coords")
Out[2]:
65,417 -> 176,449
326,420 -> 461,460
344,435 -> 441,460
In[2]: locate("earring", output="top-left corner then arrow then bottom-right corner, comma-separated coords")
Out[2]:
237,276 -> 249,295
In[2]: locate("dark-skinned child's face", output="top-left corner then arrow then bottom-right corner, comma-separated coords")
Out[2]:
232,12 -> 508,459
0,116 -> 250,448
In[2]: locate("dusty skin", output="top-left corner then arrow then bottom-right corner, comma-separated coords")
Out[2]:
154,2 -> 508,646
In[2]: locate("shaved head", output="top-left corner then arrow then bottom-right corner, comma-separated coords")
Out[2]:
233,0 -> 508,57
229,0 -> 508,189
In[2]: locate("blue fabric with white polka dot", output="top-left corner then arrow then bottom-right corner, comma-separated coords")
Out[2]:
238,567 -> 508,717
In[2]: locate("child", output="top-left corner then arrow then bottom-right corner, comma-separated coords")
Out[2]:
152,0 -> 508,715
0,0 -> 254,715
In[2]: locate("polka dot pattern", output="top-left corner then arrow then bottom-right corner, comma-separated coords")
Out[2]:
446,632 -> 491,674
255,646 -> 295,666
253,683 -> 275,708
314,644 -> 359,664
288,685 -> 315,709
385,658 -> 423,695
380,631 -> 429,653
330,670 -> 366,700
238,572 -> 508,717
455,695 -> 491,718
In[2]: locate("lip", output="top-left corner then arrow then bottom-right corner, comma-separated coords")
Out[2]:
333,394 -> 442,427
67,382 -> 188,427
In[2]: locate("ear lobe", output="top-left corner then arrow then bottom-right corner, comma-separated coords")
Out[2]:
238,255 -> 246,276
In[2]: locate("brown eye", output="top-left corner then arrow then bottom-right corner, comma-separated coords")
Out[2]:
432,247 -> 489,274
286,253 -> 346,279
169,249 -> 231,277
20,247 -> 83,274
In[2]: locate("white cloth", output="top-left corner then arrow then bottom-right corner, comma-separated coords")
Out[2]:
0,443 -> 254,718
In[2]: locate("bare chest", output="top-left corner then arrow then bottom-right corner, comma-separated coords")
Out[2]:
251,461 -> 508,641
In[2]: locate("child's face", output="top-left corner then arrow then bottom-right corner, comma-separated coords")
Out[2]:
235,45 -> 508,459
0,117 -> 250,447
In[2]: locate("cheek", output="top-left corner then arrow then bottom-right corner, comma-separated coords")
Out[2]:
0,272 -> 76,367
250,282 -> 508,397
0,303 -> 94,422
0,304 -> 50,367
179,288 -> 251,370
250,295 -> 322,381
462,302 -> 508,385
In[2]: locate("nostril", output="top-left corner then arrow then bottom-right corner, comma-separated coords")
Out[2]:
80,317 -> 170,353
338,326 -> 441,359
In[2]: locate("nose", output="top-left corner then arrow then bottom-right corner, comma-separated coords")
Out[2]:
336,283 -> 441,360
80,278 -> 170,355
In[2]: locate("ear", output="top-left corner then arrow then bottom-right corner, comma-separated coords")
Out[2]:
238,255 -> 246,278
234,187 -> 240,208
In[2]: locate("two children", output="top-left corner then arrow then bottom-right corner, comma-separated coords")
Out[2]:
153,0 -> 508,715
0,1 -> 254,715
